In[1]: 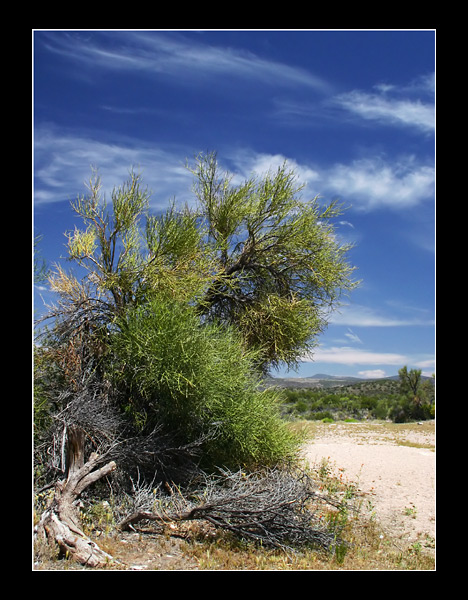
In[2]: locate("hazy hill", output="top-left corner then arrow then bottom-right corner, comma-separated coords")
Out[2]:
264,374 -> 371,390
264,373 -> 433,393
308,373 -> 362,381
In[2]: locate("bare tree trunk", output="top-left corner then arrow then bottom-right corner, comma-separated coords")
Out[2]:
65,425 -> 85,476
36,427 -> 117,568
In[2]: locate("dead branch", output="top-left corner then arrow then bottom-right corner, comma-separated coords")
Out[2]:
118,466 -> 345,554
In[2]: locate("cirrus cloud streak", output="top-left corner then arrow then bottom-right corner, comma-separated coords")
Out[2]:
38,31 -> 332,93
303,346 -> 407,366
332,89 -> 434,133
34,128 -> 435,217
329,304 -> 434,328
228,149 -> 434,212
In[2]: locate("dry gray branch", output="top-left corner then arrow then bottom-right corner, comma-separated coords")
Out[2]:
118,466 -> 346,554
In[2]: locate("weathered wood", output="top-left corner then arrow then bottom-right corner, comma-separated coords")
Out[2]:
39,508 -> 115,567
65,425 -> 85,477
37,448 -> 117,568
117,467 -> 343,553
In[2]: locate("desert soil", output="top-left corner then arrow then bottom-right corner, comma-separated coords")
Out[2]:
301,420 -> 435,552
35,420 -> 435,570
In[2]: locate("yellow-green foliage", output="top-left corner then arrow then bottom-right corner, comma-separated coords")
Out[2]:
112,295 -> 299,468
39,156 -> 358,473
190,152 -> 359,370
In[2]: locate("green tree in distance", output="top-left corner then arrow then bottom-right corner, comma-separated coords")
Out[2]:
398,366 -> 422,400
395,366 -> 435,422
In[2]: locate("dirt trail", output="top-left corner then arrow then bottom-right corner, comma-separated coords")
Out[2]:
301,421 -> 435,550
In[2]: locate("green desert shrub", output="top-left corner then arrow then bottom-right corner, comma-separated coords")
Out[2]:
111,294 -> 299,469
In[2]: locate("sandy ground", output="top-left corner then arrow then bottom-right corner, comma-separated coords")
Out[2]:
301,421 -> 435,551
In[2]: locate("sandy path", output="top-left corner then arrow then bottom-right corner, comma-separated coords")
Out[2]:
301,422 -> 435,550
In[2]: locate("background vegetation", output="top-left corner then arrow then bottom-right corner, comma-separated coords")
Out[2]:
278,369 -> 435,423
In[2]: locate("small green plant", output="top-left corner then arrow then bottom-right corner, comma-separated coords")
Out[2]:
315,458 -> 360,504
404,504 -> 418,519
333,540 -> 348,564
80,501 -> 115,535
409,542 -> 422,555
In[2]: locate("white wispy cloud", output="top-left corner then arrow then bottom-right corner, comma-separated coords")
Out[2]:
329,304 -> 434,328
228,150 -> 321,189
344,329 -> 363,344
37,31 -> 331,93
414,358 -> 435,371
303,346 -> 408,366
303,345 -> 434,374
358,369 -> 387,379
303,345 -> 434,373
229,150 -> 434,212
321,156 -> 434,211
34,127 -> 195,210
332,89 -> 435,133
34,128 -> 434,217
274,72 -> 435,135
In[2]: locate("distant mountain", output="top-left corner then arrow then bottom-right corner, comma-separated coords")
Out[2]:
263,374 -> 369,389
264,372 -> 433,391
307,374 -> 363,381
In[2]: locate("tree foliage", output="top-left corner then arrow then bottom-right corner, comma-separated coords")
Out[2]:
34,154 -> 359,565
398,366 -> 422,398
280,373 -> 435,423
111,294 -> 298,468
37,155 -> 358,470
190,152 -> 358,371
392,366 -> 434,422
60,168 -> 214,313
46,155 -> 357,372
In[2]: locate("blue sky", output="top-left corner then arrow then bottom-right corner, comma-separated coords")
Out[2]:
33,29 -> 435,379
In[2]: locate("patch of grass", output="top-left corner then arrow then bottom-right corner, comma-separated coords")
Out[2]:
183,532 -> 333,570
